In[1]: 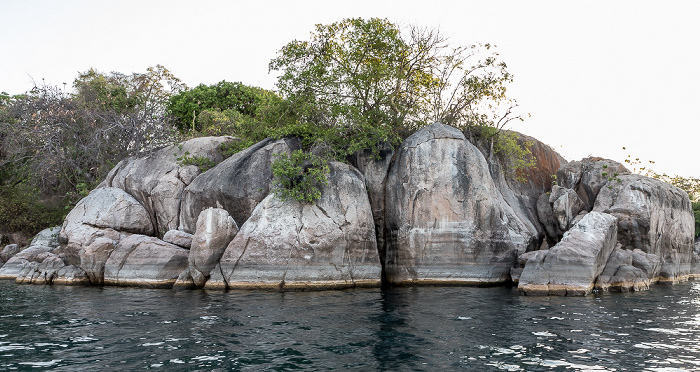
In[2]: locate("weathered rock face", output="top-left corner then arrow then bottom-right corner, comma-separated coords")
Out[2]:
207,162 -> 381,290
384,123 -> 534,285
537,185 -> 586,244
0,244 -> 20,265
595,247 -> 660,292
518,212 -> 618,296
188,208 -> 238,287
481,131 -> 566,250
59,187 -> 152,284
348,145 -> 395,269
179,138 -> 301,234
557,157 -> 630,211
103,235 -> 189,288
30,226 -> 61,249
0,245 -> 54,280
101,136 -> 234,235
162,230 -> 194,248
593,174 -> 695,282
61,187 -> 154,237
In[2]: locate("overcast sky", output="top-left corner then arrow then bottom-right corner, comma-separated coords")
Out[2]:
2,0 -> 698,178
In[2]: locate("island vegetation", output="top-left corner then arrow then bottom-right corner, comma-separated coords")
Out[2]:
0,17 -> 697,241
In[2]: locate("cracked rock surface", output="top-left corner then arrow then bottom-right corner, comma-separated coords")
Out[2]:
207,162 -> 381,290
383,123 -> 533,285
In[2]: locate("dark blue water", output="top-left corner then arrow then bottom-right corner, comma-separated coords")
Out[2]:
1,281 -> 699,371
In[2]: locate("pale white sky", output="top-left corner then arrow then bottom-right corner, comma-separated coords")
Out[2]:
1,0 -> 698,178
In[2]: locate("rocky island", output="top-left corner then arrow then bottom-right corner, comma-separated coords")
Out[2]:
0,123 -> 697,295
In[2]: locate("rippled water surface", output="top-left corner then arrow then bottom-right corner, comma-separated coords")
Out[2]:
1,281 -> 700,371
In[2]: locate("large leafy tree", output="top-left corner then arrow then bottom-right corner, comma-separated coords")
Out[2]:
269,18 -> 523,151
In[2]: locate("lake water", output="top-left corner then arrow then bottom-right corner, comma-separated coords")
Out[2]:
1,281 -> 699,371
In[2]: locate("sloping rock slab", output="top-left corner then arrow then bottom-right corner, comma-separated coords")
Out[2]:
518,212 -> 618,296
593,174 -> 694,282
207,162 -> 381,290
179,137 -> 301,234
384,123 -> 531,285
104,235 -> 189,288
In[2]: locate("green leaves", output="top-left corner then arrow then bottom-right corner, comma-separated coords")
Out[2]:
271,150 -> 329,203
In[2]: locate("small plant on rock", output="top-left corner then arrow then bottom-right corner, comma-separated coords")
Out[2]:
271,150 -> 329,203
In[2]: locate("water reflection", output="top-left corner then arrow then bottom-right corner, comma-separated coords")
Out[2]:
1,281 -> 700,370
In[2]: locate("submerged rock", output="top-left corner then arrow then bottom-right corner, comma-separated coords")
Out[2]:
518,212 -> 618,296
208,162 -> 381,290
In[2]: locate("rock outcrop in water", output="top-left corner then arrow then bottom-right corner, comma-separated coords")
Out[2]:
0,123 -> 695,295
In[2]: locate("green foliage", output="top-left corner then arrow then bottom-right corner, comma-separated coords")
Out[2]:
271,150 -> 329,203
167,81 -> 277,133
175,151 -> 217,172
0,183 -> 66,234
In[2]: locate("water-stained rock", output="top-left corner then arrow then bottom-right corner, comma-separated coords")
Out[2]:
207,162 -> 380,290
384,123 -> 532,285
103,235 -> 189,288
518,211 -> 618,296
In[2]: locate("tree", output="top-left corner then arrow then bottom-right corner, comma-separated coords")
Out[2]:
167,81 -> 280,133
269,18 -> 526,155
0,66 -> 184,217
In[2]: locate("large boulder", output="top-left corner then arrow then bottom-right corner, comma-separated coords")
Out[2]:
101,136 -> 234,235
59,187 -> 152,284
518,211 -> 618,296
537,185 -> 586,243
593,174 -> 695,282
557,157 -> 630,211
0,244 -> 20,264
103,235 -> 189,288
188,208 -> 238,287
383,123 -> 533,285
207,162 -> 381,290
179,137 -> 301,234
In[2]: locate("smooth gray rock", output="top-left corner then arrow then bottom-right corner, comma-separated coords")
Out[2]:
593,174 -> 695,282
179,137 -> 301,234
537,185 -> 586,243
61,187 -> 154,237
162,230 -> 194,249
557,157 -> 630,211
30,226 -> 61,248
0,244 -> 20,264
518,212 -> 618,296
207,162 -> 381,290
384,123 -> 532,285
0,245 -> 54,280
188,208 -> 238,287
102,136 -> 234,235
103,235 -> 189,288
